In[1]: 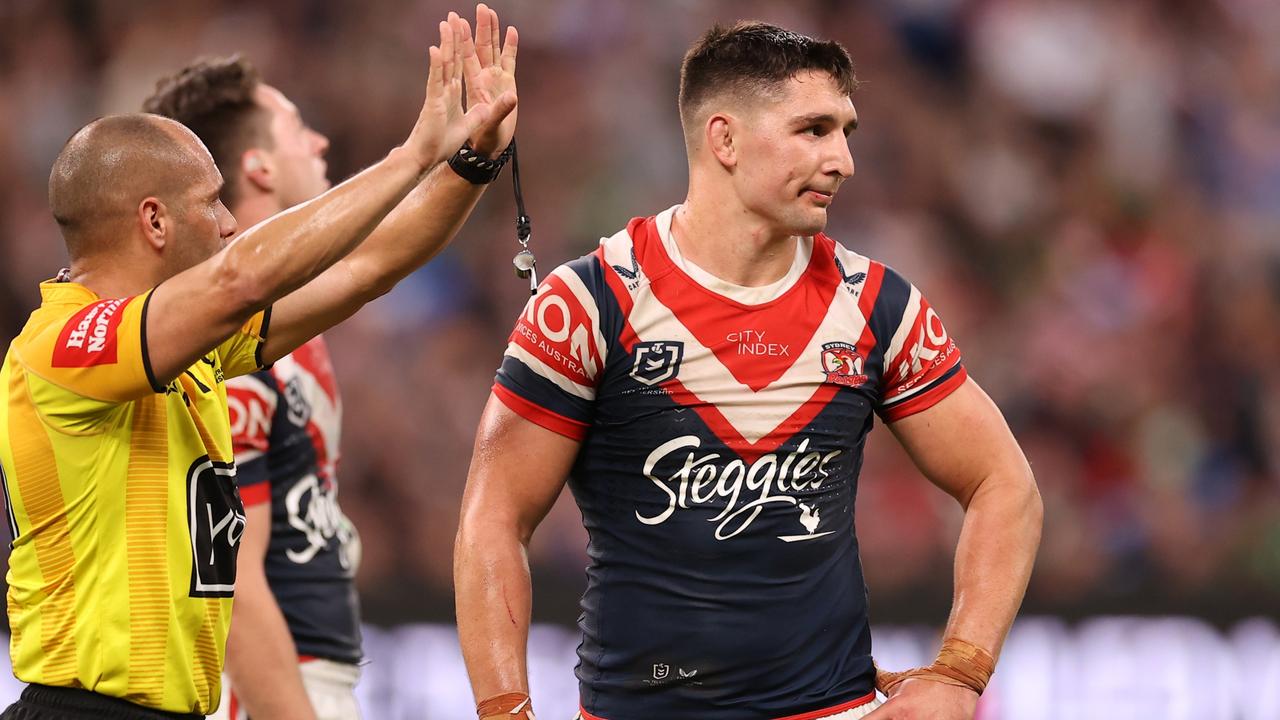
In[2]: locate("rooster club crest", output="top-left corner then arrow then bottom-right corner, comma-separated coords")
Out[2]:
631,341 -> 684,386
821,342 -> 868,388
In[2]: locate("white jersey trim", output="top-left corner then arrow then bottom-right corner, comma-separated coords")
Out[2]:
506,342 -> 597,401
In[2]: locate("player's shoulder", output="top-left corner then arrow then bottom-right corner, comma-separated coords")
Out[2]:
536,217 -> 647,313
10,284 -> 147,380
821,233 -> 895,282
819,233 -> 916,296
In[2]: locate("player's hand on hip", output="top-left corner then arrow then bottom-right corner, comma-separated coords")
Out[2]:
450,3 -> 519,156
864,678 -> 979,720
403,14 -> 517,170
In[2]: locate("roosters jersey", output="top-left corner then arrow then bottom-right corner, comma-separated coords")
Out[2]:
0,278 -> 270,715
226,336 -> 362,665
494,207 -> 966,719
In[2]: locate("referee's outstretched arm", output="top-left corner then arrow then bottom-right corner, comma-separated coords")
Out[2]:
46,27 -> 512,395
262,10 -> 519,364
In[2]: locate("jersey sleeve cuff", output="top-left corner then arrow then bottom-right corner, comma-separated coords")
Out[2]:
140,289 -> 165,394
254,304 -> 274,370
492,382 -> 589,441
880,365 -> 967,423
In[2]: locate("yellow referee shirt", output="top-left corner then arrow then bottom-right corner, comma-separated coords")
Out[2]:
0,278 -> 270,715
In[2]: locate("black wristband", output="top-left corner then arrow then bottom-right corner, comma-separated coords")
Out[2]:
448,141 -> 514,184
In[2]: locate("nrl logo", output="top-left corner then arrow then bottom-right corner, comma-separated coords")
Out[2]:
630,341 -> 684,386
821,342 -> 868,388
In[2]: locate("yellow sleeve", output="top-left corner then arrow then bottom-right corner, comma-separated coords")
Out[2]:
216,306 -> 272,380
14,290 -> 157,403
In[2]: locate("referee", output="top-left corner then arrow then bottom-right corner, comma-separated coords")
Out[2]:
0,17 -> 514,720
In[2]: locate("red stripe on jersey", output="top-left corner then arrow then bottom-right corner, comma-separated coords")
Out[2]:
881,365 -> 968,423
633,219 -> 840,392
663,378 -> 842,465
858,262 -> 886,328
845,260 -> 886,377
655,263 -> 882,462
493,382 -> 590,441
239,482 -> 271,507
513,272 -> 604,389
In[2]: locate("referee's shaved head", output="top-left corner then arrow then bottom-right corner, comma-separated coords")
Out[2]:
48,113 -> 215,258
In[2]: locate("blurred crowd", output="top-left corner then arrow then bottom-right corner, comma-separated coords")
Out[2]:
1,0 -> 1278,626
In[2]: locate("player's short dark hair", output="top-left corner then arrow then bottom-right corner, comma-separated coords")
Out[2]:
679,22 -> 857,138
143,55 -> 272,209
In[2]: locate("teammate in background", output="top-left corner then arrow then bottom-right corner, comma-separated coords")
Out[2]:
455,22 -> 1042,720
0,16 -> 515,720
140,8 -> 517,720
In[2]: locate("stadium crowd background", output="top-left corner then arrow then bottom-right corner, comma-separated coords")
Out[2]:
1,0 -> 1278,641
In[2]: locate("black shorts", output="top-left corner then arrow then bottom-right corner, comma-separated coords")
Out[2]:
0,684 -> 203,720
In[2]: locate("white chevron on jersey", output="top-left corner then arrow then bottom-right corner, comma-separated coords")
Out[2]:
504,343 -> 596,400
599,215 -> 875,446
626,288 -> 866,445
881,283 -> 922,379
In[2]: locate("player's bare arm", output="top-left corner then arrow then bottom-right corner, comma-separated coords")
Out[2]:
455,396 -> 580,720
222,502 -> 317,720
261,5 -> 518,363
145,16 -> 512,385
866,378 -> 1043,720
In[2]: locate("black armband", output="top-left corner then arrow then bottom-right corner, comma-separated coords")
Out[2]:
448,141 -> 515,184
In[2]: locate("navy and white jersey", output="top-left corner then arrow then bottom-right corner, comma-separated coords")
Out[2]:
227,336 -> 363,665
495,207 -> 966,720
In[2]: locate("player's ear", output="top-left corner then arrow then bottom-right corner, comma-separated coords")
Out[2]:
241,150 -> 274,193
138,197 -> 169,253
706,113 -> 737,169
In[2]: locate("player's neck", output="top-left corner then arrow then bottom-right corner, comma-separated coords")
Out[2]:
674,191 -> 799,288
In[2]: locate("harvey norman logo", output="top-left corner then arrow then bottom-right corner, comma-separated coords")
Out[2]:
636,435 -> 841,542
52,297 -> 134,367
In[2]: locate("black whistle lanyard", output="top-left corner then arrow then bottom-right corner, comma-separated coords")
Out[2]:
509,140 -> 537,295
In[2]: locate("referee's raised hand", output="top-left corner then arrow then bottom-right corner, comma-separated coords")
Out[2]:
405,13 -> 517,171
452,3 -> 519,157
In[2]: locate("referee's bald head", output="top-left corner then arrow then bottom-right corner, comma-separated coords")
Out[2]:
48,113 -> 216,258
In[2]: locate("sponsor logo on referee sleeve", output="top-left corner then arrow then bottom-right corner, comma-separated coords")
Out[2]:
51,296 -> 135,367
187,457 -> 246,597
